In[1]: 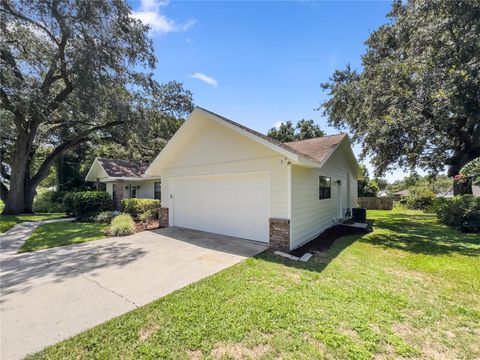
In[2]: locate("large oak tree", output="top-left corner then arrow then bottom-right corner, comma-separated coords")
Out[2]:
320,0 -> 480,177
0,0 -> 191,214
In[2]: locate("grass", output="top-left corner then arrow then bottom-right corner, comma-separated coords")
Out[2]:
0,213 -> 66,234
29,209 -> 480,359
19,221 -> 107,253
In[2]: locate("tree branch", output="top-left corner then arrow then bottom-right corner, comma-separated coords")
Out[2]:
28,120 -> 125,189
0,0 -> 59,45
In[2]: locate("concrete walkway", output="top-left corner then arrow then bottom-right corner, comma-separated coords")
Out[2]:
0,227 -> 267,359
0,218 -> 75,255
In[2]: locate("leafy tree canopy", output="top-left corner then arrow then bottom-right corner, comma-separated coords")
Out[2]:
267,119 -> 325,142
0,0 -> 193,214
358,165 -> 380,197
320,0 -> 480,177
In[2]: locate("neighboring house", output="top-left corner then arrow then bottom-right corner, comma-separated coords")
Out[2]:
377,190 -> 389,198
437,185 -> 480,197
392,189 -> 409,200
142,107 -> 363,251
85,158 -> 161,209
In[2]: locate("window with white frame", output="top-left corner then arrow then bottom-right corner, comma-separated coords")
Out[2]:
154,182 -> 161,200
319,176 -> 331,200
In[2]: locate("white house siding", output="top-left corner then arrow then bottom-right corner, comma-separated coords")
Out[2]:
105,180 -> 157,200
150,118 -> 289,220
290,143 -> 358,250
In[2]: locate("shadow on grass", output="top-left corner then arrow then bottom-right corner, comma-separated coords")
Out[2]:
362,212 -> 480,257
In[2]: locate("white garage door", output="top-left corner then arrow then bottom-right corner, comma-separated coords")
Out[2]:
170,172 -> 269,243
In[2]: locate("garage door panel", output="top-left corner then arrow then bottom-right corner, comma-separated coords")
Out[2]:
171,173 -> 269,243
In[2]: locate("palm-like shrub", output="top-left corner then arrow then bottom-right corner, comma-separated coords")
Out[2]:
109,213 -> 135,236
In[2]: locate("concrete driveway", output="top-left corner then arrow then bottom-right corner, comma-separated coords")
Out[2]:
0,227 -> 267,359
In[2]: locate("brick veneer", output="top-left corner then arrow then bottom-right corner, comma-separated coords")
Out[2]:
114,179 -> 124,211
159,207 -> 169,227
269,218 -> 290,251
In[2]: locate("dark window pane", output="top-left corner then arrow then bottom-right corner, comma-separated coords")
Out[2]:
319,175 -> 331,200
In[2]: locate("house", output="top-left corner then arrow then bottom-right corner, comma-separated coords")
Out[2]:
392,189 -> 409,200
377,190 -> 389,198
437,185 -> 480,197
142,107 -> 362,251
85,158 -> 161,209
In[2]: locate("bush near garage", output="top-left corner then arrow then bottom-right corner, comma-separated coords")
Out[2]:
109,213 -> 135,236
64,191 -> 112,217
433,195 -> 480,233
121,199 -> 161,218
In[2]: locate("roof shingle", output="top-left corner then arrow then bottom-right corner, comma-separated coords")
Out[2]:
97,158 -> 148,178
283,134 -> 346,164
196,107 -> 346,164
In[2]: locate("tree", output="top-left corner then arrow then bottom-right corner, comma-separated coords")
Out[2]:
0,0 -> 192,214
267,121 -> 296,142
358,165 -> 380,197
296,119 -> 325,140
460,157 -> 480,185
267,119 -> 325,142
320,0 -> 480,178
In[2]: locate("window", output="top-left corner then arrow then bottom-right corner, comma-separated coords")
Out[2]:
130,185 -> 137,198
154,182 -> 161,200
319,176 -> 331,200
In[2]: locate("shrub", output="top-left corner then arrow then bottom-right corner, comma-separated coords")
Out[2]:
33,189 -> 65,213
64,191 -> 112,216
138,209 -> 157,224
95,211 -> 119,224
434,195 -> 480,233
109,213 -> 135,236
121,198 -> 160,218
404,186 -> 436,210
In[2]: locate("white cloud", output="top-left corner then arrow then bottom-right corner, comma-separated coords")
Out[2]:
132,0 -> 195,34
190,73 -> 219,87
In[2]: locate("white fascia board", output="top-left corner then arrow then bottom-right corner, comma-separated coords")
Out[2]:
85,158 -> 105,182
315,135 -> 363,180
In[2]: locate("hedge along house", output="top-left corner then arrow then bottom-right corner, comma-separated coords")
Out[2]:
85,158 -> 161,210
145,107 -> 363,251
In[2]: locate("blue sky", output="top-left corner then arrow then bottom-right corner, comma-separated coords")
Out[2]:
129,0 -> 415,182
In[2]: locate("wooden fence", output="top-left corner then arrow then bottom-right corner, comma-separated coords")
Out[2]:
358,197 -> 394,210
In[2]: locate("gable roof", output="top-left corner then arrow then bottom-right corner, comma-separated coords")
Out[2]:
196,107 -> 320,163
283,134 -> 347,164
146,107 -> 363,179
96,158 -> 148,178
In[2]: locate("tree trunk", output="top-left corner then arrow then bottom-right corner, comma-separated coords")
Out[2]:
3,132 -> 30,214
24,184 -> 37,213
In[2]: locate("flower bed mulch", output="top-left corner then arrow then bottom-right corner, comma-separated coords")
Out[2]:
290,220 -> 373,257
133,220 -> 161,233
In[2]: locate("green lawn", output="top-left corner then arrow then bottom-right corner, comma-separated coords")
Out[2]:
19,221 -> 107,253
0,213 -> 66,234
29,209 -> 480,359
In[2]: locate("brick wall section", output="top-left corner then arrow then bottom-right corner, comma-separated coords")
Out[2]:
114,179 -> 124,211
159,207 -> 169,227
269,218 -> 290,251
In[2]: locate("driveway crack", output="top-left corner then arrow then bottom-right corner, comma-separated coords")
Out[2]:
79,273 -> 140,308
